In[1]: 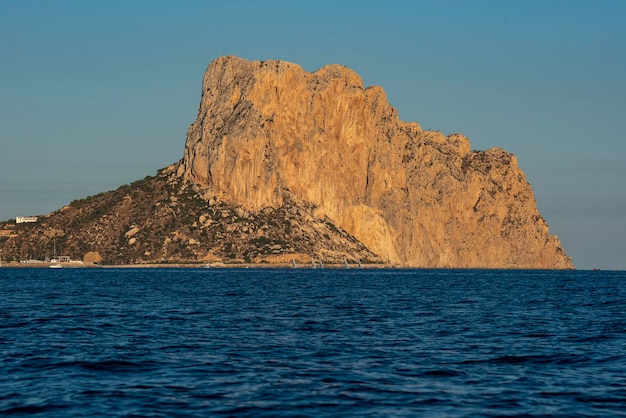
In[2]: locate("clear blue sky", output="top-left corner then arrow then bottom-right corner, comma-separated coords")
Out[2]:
1,1 -> 624,270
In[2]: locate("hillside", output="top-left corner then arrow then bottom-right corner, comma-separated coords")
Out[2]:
0,165 -> 379,265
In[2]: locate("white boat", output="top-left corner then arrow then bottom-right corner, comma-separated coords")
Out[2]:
49,240 -> 62,268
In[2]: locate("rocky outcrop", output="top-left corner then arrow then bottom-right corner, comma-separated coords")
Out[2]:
181,56 -> 572,268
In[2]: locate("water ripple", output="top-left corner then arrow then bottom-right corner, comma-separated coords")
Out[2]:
1,268 -> 625,416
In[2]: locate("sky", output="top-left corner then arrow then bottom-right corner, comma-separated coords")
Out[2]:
1,0 -> 624,270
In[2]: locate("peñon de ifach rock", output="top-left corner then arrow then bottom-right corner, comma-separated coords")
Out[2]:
0,56 -> 572,268
181,56 -> 572,268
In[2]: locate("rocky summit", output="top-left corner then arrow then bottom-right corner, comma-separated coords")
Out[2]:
180,56 -> 572,268
0,56 -> 572,268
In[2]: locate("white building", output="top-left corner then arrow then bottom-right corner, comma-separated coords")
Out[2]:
16,216 -> 38,224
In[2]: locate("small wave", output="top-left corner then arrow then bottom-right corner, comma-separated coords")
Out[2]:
576,394 -> 626,404
420,369 -> 466,377
409,397 -> 445,405
192,392 -> 227,400
0,321 -> 29,329
491,354 -> 592,365
158,344 -> 203,350
78,359 -> 160,372
570,334 -> 614,343
1,404 -> 68,414
523,333 -> 555,338
461,353 -> 593,366
539,390 -> 583,398
1,405 -> 47,414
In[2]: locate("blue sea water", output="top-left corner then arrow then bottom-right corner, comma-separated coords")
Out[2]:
0,268 -> 625,417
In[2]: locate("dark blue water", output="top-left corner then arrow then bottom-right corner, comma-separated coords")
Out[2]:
1,268 -> 625,417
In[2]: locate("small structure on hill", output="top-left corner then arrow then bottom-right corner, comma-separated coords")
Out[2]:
16,216 -> 38,224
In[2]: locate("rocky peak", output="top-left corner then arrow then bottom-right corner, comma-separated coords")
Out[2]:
180,56 -> 572,268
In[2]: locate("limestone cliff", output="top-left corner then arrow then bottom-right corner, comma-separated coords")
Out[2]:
181,56 -> 572,268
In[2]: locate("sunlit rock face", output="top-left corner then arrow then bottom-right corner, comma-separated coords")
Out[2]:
182,56 -> 572,268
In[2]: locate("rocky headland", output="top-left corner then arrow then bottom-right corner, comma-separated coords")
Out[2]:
0,56 -> 572,268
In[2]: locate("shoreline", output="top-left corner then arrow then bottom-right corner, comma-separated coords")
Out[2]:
0,261 -> 393,269
0,261 -> 581,270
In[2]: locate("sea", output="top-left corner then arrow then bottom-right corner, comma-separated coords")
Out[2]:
0,268 -> 624,417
